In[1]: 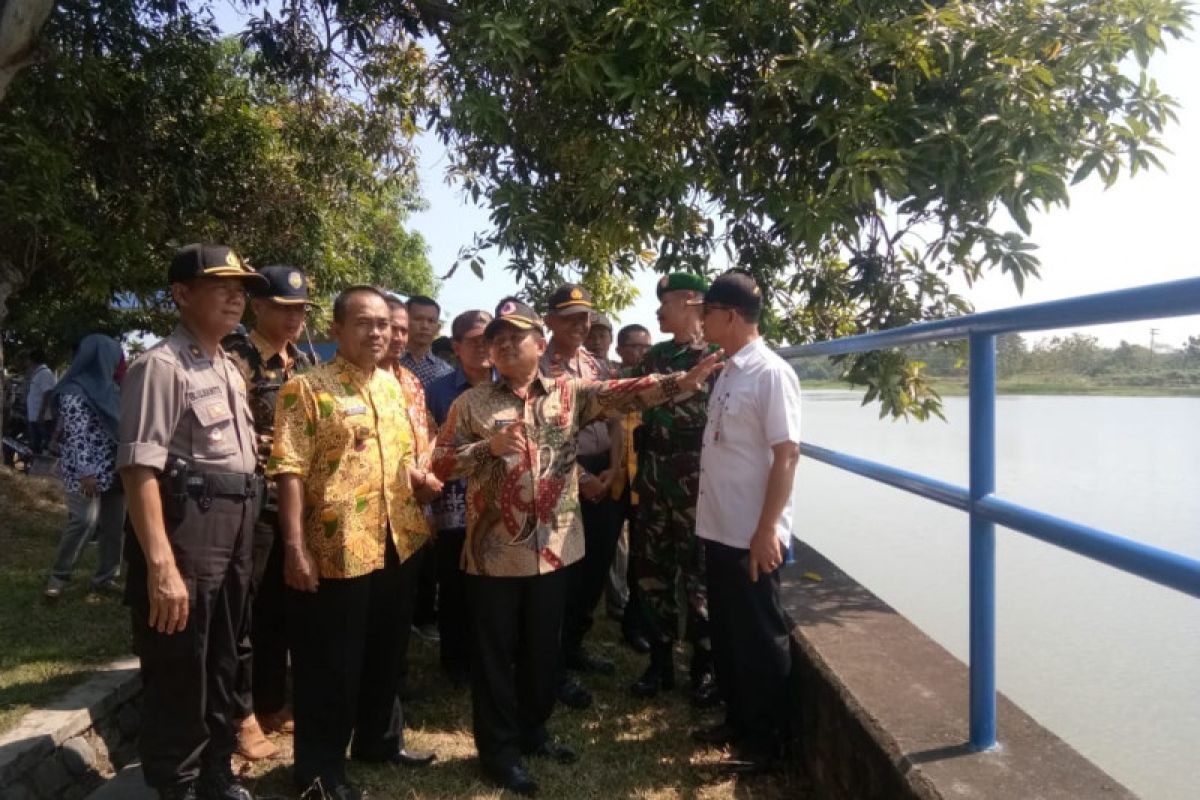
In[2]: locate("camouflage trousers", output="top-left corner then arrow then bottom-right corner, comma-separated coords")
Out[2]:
632,491 -> 709,650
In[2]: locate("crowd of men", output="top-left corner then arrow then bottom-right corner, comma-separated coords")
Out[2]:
112,242 -> 803,800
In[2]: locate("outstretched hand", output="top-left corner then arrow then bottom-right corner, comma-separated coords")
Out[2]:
679,350 -> 724,393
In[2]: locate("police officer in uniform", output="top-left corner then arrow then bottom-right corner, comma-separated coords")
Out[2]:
118,243 -> 267,800
224,266 -> 317,758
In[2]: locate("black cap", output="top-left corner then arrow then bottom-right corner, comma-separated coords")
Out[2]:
703,269 -> 763,315
168,243 -> 268,289
252,265 -> 317,306
485,297 -> 544,338
546,284 -> 594,316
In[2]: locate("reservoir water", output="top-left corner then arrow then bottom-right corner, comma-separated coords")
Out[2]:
793,391 -> 1200,800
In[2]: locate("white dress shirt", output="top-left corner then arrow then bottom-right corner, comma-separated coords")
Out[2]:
696,337 -> 802,548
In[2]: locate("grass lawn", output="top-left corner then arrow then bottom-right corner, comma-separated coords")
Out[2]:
0,468 -> 133,733
1,466 -> 807,797
241,625 -> 808,799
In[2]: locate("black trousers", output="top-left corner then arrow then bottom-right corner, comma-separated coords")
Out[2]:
288,540 -> 418,788
436,528 -> 470,672
413,520 -> 438,628
467,569 -> 567,770
126,496 -> 255,790
705,539 -> 792,755
234,517 -> 289,719
561,455 -> 622,657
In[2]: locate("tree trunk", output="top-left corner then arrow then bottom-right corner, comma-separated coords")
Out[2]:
0,0 -> 55,104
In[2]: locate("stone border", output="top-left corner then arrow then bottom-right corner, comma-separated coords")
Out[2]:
782,541 -> 1135,799
0,658 -> 141,800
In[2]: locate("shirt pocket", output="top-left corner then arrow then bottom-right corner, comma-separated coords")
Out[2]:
191,395 -> 238,459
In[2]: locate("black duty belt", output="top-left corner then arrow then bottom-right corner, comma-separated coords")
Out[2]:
186,471 -> 263,500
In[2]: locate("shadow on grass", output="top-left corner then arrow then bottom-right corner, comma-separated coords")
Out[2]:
241,622 -> 810,799
0,469 -> 132,732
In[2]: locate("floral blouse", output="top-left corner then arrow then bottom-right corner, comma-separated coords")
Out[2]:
58,393 -> 118,495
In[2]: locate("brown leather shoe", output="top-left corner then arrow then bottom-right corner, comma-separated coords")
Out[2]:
258,708 -> 295,734
237,714 -> 279,760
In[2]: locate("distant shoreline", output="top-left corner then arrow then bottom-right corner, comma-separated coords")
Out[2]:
801,379 -> 1200,398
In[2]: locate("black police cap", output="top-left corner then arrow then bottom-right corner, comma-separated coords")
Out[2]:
168,243 -> 268,290
252,265 -> 318,306
546,284 -> 594,315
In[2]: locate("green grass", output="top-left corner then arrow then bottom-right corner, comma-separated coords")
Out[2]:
0,468 -> 133,732
241,627 -> 808,799
2,466 -> 806,797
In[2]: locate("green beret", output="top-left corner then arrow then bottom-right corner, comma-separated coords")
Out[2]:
655,272 -> 709,299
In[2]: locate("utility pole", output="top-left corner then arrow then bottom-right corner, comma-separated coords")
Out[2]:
1149,327 -> 1160,364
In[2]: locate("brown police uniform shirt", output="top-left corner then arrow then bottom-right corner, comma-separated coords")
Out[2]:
117,324 -> 257,476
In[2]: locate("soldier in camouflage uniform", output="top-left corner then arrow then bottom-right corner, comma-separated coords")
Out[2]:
628,273 -> 721,707
223,265 -> 317,759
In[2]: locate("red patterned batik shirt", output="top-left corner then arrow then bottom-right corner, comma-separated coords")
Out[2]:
432,372 -> 682,577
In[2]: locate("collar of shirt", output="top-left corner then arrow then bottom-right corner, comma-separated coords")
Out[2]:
171,323 -> 226,367
725,336 -> 767,372
331,353 -> 379,392
248,329 -> 295,369
497,372 -> 555,397
540,344 -> 603,380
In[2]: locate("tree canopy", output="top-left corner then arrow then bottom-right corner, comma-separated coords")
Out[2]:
1,0 -> 1193,416
0,1 -> 433,363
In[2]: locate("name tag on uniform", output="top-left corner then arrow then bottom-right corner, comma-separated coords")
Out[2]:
343,404 -> 367,416
186,386 -> 222,402
193,396 -> 233,426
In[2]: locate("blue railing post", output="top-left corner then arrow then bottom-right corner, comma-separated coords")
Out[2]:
968,333 -> 998,749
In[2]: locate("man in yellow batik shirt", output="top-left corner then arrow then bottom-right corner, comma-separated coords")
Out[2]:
268,285 -> 436,800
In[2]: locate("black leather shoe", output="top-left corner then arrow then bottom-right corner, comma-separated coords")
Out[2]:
197,763 -> 254,800
689,669 -> 721,709
630,642 -> 675,698
713,753 -> 778,776
525,738 -> 578,764
484,762 -> 539,797
691,721 -> 738,747
623,628 -> 652,654
158,784 -> 198,800
563,647 -> 615,675
556,677 -> 593,709
389,748 -> 437,767
298,780 -> 369,800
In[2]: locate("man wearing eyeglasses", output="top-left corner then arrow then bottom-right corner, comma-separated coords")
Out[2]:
432,297 -> 722,797
269,285 -> 436,800
692,270 -> 802,775
118,243 -> 268,800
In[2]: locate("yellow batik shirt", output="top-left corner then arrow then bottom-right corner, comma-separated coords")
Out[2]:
267,355 -> 428,579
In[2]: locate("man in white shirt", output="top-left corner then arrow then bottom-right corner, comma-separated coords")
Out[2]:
26,349 -> 57,453
692,270 -> 802,774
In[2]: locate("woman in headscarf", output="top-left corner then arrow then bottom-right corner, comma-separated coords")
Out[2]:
43,334 -> 128,601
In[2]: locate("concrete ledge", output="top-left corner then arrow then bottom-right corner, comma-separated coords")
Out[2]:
0,658 -> 141,800
782,541 -> 1133,800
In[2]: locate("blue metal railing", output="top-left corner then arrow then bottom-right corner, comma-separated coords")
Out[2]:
778,277 -> 1200,751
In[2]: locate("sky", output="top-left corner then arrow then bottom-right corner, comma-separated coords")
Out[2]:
213,3 -> 1200,349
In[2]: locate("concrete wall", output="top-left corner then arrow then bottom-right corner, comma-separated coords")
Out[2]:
782,541 -> 1135,800
0,659 -> 141,800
